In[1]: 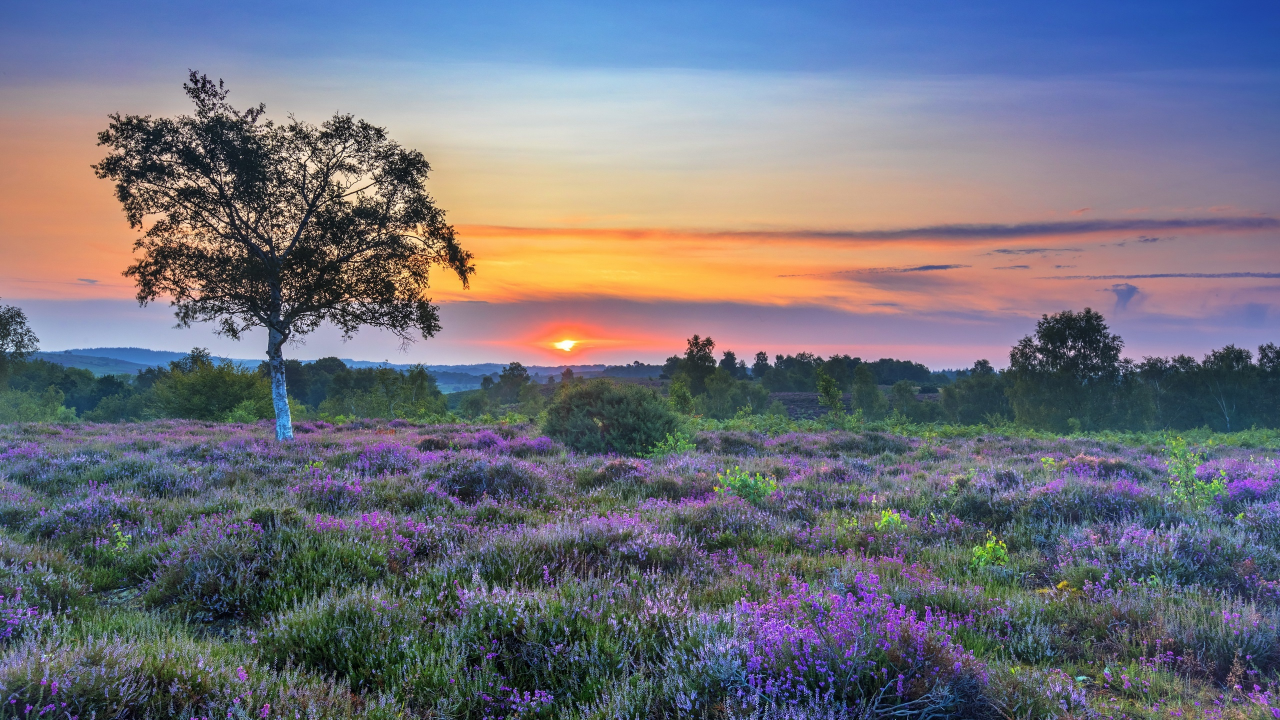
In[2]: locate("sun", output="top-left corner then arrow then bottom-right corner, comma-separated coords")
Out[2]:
553,339 -> 578,352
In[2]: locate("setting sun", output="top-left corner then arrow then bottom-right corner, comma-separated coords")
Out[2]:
553,339 -> 578,352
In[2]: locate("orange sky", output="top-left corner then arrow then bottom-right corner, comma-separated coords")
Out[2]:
1,68 -> 1277,367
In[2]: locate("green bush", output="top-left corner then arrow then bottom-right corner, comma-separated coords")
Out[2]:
544,379 -> 680,456
713,465 -> 778,505
151,350 -> 271,421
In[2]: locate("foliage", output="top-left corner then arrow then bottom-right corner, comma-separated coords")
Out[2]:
693,368 -> 771,419
1164,435 -> 1225,507
814,366 -> 845,420
970,531 -> 1009,569
714,465 -> 778,504
0,388 -> 77,424
151,348 -> 272,422
0,300 -> 38,384
667,376 -> 694,414
873,508 -> 906,532
95,72 -> 473,439
850,364 -> 888,420
643,431 -> 697,459
318,365 -> 446,421
543,379 -> 680,456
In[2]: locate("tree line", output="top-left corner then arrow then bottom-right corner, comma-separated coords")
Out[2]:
658,309 -> 1280,432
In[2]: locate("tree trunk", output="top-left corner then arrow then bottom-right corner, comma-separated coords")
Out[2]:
267,327 -> 294,441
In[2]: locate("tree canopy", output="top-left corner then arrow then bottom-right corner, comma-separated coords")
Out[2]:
94,72 -> 473,440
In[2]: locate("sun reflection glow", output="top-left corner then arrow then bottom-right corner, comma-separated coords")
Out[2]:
553,339 -> 578,352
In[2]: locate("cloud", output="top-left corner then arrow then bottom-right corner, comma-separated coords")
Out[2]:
778,264 -> 969,279
463,216 -> 1279,243
1046,272 -> 1280,280
1071,207 -> 1091,215
76,278 -> 98,284
1054,265 -> 1076,269
994,265 -> 1030,270
1113,235 -> 1171,247
991,247 -> 1082,255
1107,283 -> 1140,311
863,264 -> 970,274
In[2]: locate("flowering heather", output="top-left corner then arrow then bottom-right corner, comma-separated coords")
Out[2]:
0,420 -> 1278,717
740,574 -> 988,706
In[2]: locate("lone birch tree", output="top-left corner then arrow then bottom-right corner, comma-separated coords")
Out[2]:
95,72 -> 473,440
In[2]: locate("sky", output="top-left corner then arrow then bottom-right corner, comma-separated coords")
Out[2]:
1,1 -> 1278,368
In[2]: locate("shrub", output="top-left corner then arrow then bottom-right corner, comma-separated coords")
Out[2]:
643,431 -> 696,459
260,585 -> 428,693
425,451 -> 547,502
714,466 -> 778,505
0,635 -> 385,719
971,532 -> 1009,569
544,379 -> 680,456
739,574 -> 990,709
467,514 -> 708,584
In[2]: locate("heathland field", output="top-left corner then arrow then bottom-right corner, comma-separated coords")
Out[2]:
1,420 -> 1279,719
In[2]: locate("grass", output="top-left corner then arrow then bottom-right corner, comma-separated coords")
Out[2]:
0,418 -> 1278,718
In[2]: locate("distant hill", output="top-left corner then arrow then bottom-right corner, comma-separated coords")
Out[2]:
58,347 -> 258,369
32,351 -> 155,377
45,347 -> 619,389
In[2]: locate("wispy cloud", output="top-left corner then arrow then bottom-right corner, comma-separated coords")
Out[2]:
994,265 -> 1030,270
1113,235 -> 1171,247
862,264 -> 970,274
76,278 -> 98,284
990,247 -> 1081,255
1047,272 -> 1280,280
778,264 -> 970,279
461,216 -> 1279,244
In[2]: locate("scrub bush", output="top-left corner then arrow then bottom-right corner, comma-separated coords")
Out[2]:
544,379 -> 680,456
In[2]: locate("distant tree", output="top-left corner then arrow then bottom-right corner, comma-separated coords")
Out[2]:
1199,345 -> 1257,432
941,359 -> 1011,425
94,72 -> 473,440
494,362 -> 531,404
850,365 -> 887,420
751,351 -> 770,379
815,366 -> 846,421
1006,308 -> 1134,431
561,367 -> 575,383
718,350 -> 748,380
0,300 -> 39,384
695,368 -> 770,419
681,335 -> 717,394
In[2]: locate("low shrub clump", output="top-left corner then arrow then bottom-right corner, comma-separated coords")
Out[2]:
543,379 -> 680,456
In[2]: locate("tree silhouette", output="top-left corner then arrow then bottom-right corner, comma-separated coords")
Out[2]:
0,300 -> 39,384
94,72 -> 473,439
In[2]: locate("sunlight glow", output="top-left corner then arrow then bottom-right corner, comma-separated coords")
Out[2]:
553,339 -> 578,352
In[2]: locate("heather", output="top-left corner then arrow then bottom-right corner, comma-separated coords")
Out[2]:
0,421 -> 1279,718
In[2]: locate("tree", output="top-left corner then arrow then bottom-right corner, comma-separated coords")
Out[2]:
494,362 -> 531,404
1006,308 -> 1130,431
680,335 -> 717,394
718,350 -> 748,380
850,365 -> 887,420
1199,345 -> 1256,432
0,300 -> 39,384
815,366 -> 846,420
94,72 -> 473,440
941,360 -> 1011,425
751,351 -> 770,379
